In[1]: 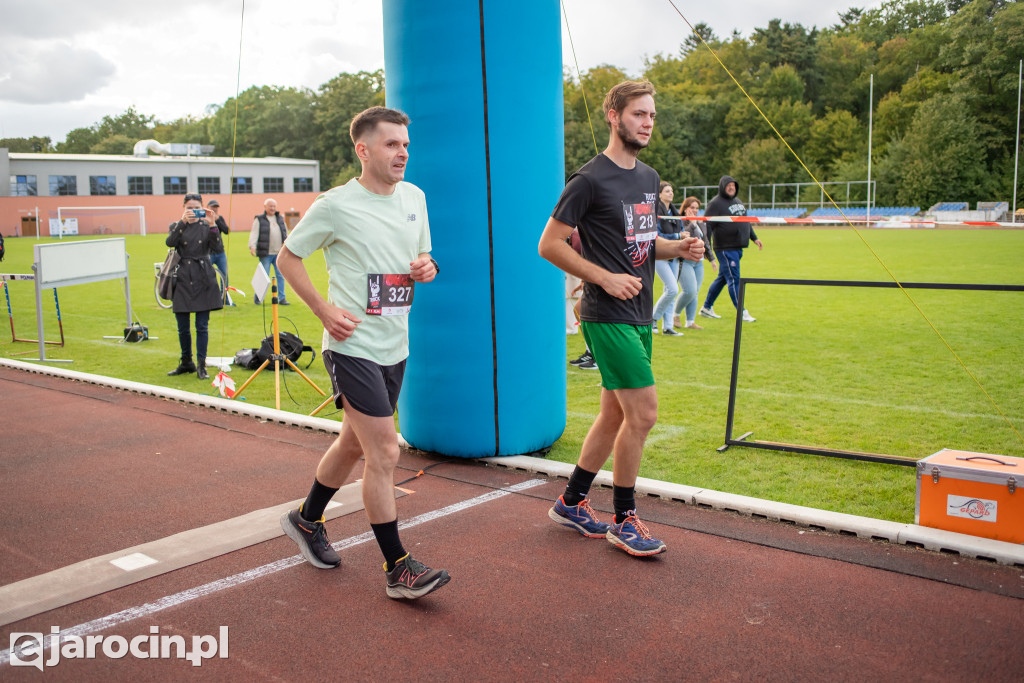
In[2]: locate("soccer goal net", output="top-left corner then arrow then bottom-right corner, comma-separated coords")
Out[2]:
55,206 -> 146,237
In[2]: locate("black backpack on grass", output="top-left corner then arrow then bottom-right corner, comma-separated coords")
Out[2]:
235,332 -> 314,371
250,331 -> 315,370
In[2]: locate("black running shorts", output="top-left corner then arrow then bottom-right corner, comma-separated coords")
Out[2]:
322,350 -> 406,418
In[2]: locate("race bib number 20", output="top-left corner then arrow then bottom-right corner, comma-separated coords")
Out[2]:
367,274 -> 415,316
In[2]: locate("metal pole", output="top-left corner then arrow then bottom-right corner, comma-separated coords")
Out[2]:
1013,59 -> 1021,220
123,269 -> 132,329
867,74 -> 874,222
34,265 -> 45,361
723,280 -> 747,446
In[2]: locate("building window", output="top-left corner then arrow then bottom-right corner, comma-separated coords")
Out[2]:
128,176 -> 153,195
10,175 -> 37,196
49,175 -> 77,196
89,175 -> 116,195
164,176 -> 187,195
294,177 -> 313,192
263,177 -> 284,193
232,177 -> 253,194
197,177 -> 220,194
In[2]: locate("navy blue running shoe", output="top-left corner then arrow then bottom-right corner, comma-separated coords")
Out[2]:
548,496 -> 611,538
607,510 -> 667,556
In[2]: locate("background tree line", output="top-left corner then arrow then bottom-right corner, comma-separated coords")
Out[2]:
569,0 -> 1021,208
3,0 -> 1020,208
1,70 -> 386,195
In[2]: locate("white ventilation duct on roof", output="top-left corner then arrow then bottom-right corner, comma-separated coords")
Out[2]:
134,139 -> 172,156
133,140 -> 214,157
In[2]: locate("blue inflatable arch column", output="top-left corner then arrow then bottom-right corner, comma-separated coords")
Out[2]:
383,0 -> 566,457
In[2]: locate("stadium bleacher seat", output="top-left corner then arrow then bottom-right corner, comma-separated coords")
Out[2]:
746,207 -> 807,218
808,206 -> 919,218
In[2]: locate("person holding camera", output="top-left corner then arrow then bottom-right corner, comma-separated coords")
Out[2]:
166,193 -> 224,380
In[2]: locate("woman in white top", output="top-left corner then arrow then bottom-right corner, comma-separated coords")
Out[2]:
674,196 -> 717,330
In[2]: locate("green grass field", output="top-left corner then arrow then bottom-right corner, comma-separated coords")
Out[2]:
2,228 -> 1022,523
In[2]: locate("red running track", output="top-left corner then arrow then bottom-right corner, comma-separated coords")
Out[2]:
1,364 -> 1022,680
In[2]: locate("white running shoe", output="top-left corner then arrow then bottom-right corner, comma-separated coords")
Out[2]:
699,307 -> 721,319
742,310 -> 756,322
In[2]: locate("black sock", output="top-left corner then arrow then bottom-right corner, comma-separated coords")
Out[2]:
613,485 -> 636,524
371,519 -> 407,571
300,478 -> 340,522
562,465 -> 599,506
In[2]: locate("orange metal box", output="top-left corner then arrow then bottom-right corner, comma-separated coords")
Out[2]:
916,449 -> 1023,543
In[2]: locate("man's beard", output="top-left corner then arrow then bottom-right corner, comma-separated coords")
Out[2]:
616,120 -> 648,156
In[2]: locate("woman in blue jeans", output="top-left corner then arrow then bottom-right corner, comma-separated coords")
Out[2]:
673,196 -> 717,330
652,182 -> 683,335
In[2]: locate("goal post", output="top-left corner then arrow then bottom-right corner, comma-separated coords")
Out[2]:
719,277 -> 1024,467
55,206 -> 146,237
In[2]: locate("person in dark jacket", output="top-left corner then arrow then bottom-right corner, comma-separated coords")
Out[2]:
165,193 -> 225,379
699,175 -> 762,322
206,198 -> 234,306
248,198 -> 290,305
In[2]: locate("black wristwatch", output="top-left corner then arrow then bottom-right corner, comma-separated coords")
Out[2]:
429,257 -> 440,276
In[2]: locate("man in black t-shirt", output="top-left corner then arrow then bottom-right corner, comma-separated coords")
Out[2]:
538,80 -> 704,557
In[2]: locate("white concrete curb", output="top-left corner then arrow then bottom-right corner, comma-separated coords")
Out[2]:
1,357 -> 346,433
4,358 -> 1022,567
480,455 -> 1024,567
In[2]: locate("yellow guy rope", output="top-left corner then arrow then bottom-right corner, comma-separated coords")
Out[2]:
217,0 -> 246,353
664,0 -> 1022,446
560,0 -> 600,155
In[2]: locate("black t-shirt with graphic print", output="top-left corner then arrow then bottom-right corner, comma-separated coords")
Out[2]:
551,153 -> 661,325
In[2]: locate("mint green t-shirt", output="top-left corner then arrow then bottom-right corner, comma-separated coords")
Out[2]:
284,178 -> 431,365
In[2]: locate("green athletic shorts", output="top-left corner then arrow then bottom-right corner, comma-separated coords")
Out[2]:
580,321 -> 654,391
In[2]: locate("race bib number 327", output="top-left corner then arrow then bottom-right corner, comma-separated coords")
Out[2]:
367,274 -> 415,316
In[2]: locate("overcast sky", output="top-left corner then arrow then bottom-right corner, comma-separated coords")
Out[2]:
0,0 -> 875,143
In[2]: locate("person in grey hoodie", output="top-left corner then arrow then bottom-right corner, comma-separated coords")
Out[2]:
699,175 -> 763,322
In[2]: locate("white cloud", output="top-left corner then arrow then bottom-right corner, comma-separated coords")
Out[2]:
0,0 -> 239,39
0,0 -> 878,141
0,40 -> 116,104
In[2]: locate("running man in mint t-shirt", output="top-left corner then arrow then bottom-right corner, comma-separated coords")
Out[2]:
276,106 -> 449,600
538,80 -> 705,558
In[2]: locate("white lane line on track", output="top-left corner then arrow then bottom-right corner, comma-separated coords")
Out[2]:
0,479 -> 546,665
